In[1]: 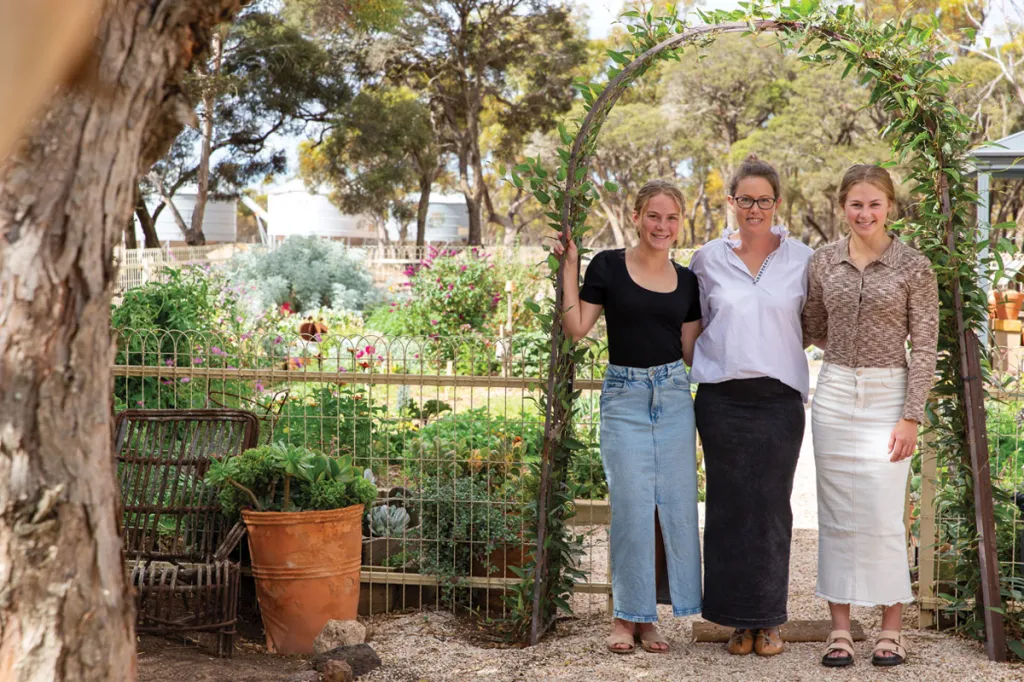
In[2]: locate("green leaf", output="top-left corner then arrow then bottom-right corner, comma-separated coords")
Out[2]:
603,181 -> 619,193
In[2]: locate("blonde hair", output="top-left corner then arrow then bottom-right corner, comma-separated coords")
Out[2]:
838,164 -> 897,211
633,179 -> 684,217
728,153 -> 781,199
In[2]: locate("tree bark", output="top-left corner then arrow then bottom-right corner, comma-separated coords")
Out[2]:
187,28 -> 225,246
134,190 -> 161,249
0,2 -> 248,680
416,173 -> 431,247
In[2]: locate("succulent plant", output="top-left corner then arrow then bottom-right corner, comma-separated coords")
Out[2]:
368,504 -> 411,537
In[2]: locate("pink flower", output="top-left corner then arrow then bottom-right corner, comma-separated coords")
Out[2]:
180,377 -> 191,384
364,345 -> 376,355
136,400 -> 145,406
356,350 -> 365,359
273,336 -> 283,345
431,319 -> 438,325
460,265 -> 467,272
227,364 -> 236,370
468,285 -> 475,290
164,358 -> 174,367
414,353 -> 420,359
448,283 -> 454,290
211,346 -> 226,356
255,381 -> 264,392
193,357 -> 204,365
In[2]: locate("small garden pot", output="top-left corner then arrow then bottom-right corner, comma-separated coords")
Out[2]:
242,505 -> 362,654
470,542 -> 533,615
993,290 -> 1024,320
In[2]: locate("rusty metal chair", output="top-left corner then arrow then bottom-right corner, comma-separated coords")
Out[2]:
114,409 -> 259,657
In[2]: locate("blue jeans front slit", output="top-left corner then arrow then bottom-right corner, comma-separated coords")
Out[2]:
600,359 -> 702,622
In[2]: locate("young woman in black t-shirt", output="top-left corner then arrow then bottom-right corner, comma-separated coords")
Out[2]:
553,180 -> 702,654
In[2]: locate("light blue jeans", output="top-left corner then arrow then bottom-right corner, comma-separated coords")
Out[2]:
600,359 -> 702,622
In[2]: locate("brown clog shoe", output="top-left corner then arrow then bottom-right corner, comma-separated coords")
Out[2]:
754,627 -> 784,656
726,628 -> 754,655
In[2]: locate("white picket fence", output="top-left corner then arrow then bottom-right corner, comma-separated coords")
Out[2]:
113,242 -> 699,293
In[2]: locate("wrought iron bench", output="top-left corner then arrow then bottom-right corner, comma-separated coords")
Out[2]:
114,409 -> 259,657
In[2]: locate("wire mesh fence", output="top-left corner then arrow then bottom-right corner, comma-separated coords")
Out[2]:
918,328 -> 1024,641
112,328 -> 625,620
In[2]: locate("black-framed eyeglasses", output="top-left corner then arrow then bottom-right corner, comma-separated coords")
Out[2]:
734,196 -> 777,210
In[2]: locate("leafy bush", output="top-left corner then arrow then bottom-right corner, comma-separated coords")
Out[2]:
112,267 -> 243,409
405,407 -> 544,482
205,442 -> 377,518
271,386 -> 395,469
416,472 -> 528,606
229,236 -> 382,314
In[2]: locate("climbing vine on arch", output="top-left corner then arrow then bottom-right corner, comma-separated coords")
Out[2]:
502,0 -> 1021,657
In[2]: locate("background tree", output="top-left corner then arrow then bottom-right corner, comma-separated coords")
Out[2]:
0,2 -> 248,679
139,5 -> 350,246
298,85 -> 448,245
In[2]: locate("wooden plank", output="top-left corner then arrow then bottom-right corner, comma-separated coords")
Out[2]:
918,425 -> 938,629
964,331 -> 1007,661
566,499 -> 610,526
111,364 -> 604,391
692,620 -> 866,643
357,568 -> 611,593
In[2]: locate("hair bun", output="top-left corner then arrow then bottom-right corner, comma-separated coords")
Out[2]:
745,153 -> 760,162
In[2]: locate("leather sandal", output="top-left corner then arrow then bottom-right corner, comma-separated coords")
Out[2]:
821,629 -> 855,668
726,628 -> 754,655
754,627 -> 784,656
606,630 -> 636,654
871,630 -> 907,666
636,628 -> 669,654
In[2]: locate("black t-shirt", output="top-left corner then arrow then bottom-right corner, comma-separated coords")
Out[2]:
579,249 -> 701,368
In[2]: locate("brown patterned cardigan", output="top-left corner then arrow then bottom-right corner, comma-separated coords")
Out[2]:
801,235 -> 939,423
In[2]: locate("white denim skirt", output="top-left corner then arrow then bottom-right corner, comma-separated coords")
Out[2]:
811,363 -> 915,607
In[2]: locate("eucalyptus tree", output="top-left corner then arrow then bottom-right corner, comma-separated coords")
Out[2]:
0,2 -> 250,679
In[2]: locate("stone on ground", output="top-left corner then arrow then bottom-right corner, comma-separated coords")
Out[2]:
311,643 -> 382,678
321,660 -> 354,682
314,619 -> 367,653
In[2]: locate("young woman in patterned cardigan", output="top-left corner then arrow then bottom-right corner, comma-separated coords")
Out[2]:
802,164 -> 939,668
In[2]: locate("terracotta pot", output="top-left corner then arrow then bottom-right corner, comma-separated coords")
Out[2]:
242,505 -> 362,654
989,290 -> 998,320
469,543 -> 532,615
993,290 -> 1024,321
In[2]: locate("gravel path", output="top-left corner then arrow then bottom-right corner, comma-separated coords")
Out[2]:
361,529 -> 1021,681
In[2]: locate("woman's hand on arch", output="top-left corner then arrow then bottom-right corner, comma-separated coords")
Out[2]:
888,419 -> 918,462
551,234 -> 578,261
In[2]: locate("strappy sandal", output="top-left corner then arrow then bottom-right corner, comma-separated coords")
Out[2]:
871,630 -> 907,667
636,628 -> 669,654
606,630 -> 636,654
754,627 -> 784,657
821,629 -> 855,668
726,628 -> 754,655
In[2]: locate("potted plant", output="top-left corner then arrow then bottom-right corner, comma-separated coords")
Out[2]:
363,503 -> 420,567
205,442 -> 377,654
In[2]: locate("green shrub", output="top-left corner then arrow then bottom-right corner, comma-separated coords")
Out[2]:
204,442 -> 378,518
112,266 -> 242,409
405,407 -> 544,482
271,386 -> 395,469
416,472 -> 528,607
229,236 -> 382,314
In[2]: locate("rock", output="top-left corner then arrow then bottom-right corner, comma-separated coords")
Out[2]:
314,620 -> 367,653
322,660 -> 354,682
311,643 -> 382,678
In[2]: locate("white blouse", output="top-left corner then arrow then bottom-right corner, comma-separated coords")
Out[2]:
689,225 -> 813,401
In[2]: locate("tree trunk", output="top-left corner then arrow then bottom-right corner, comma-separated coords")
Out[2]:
187,28 -> 225,246
702,194 -> 714,242
0,3 -> 249,680
416,173 -> 431,247
134,192 -> 161,249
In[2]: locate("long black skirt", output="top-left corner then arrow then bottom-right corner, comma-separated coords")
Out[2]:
695,377 -> 805,629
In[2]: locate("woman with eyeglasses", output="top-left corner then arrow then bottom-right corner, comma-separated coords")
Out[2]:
688,154 -> 813,657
